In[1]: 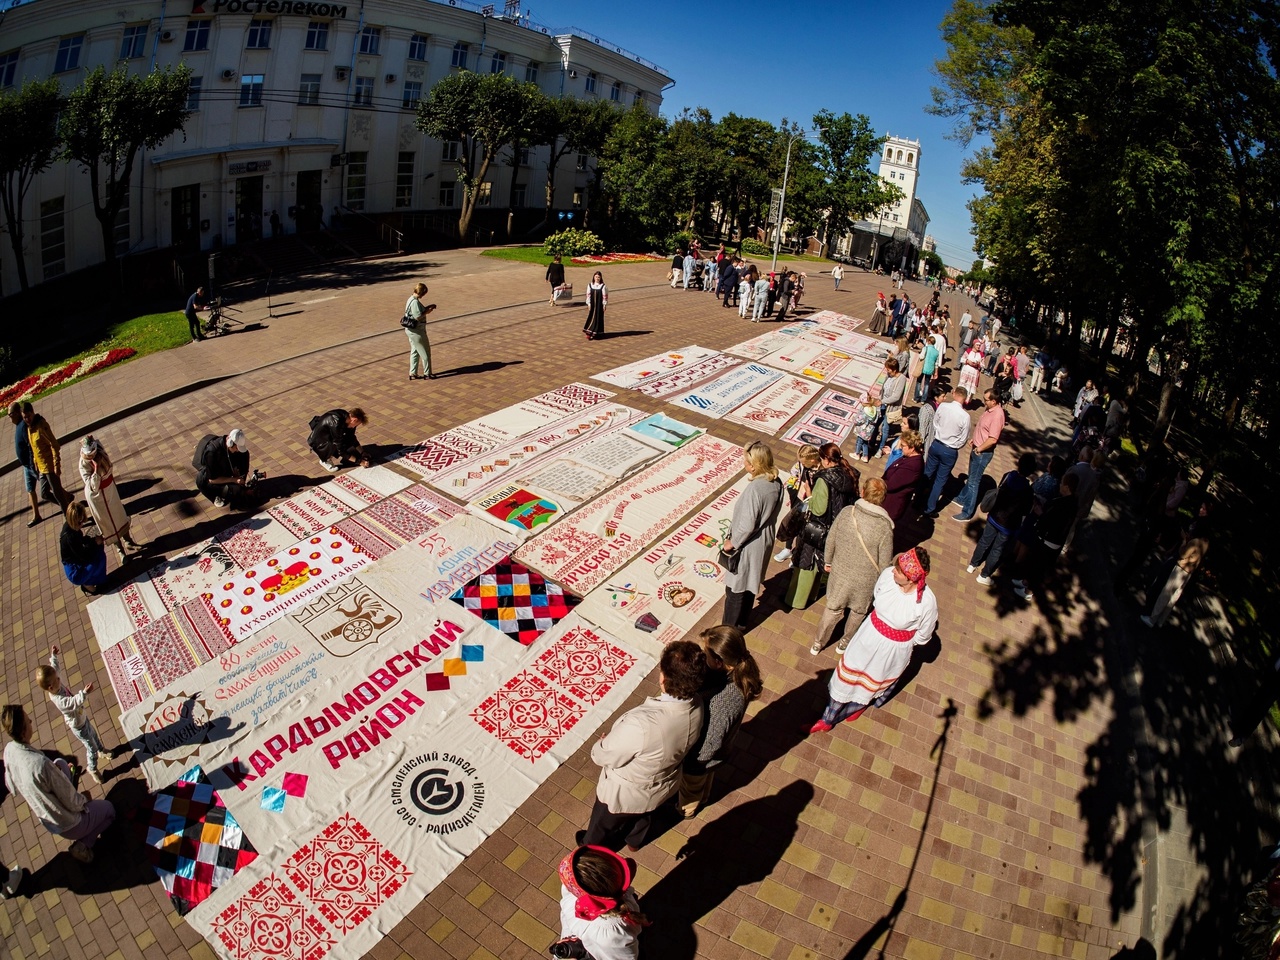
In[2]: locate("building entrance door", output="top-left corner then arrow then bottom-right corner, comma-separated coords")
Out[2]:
296,170 -> 322,231
235,176 -> 264,243
171,184 -> 200,251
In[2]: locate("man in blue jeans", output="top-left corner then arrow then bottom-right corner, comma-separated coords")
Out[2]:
953,388 -> 1007,521
920,387 -> 971,516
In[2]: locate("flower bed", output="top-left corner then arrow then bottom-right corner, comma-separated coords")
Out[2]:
0,347 -> 137,408
570,252 -> 665,265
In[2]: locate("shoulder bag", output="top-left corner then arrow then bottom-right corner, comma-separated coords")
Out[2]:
720,479 -> 781,573
400,296 -> 419,328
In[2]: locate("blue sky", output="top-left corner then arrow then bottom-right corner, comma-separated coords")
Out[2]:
535,0 -> 983,269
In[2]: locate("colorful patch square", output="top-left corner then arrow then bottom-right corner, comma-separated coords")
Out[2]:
283,772 -> 309,797
425,673 -> 451,692
261,786 -> 287,812
460,644 -> 484,662
450,559 -> 579,645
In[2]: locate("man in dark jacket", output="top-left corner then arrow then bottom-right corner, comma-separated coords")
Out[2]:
9,405 -> 42,527
308,408 -> 368,472
1013,472 -> 1078,601
194,428 -> 254,507
967,452 -> 1035,583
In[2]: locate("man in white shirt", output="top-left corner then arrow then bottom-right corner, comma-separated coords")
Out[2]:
921,387 -> 973,516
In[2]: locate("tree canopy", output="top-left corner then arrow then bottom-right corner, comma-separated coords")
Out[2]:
0,78 -> 62,293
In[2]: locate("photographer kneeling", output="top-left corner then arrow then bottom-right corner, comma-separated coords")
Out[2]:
193,428 -> 261,508
308,407 -> 369,472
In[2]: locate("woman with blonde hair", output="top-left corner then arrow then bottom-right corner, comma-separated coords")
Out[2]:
721,441 -> 785,629
60,501 -> 108,595
78,436 -> 139,562
403,281 -> 437,380
677,625 -> 763,817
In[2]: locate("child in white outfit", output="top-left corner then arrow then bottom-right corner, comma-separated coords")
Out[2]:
36,645 -> 109,784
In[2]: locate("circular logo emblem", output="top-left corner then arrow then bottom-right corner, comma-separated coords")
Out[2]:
391,753 -> 484,835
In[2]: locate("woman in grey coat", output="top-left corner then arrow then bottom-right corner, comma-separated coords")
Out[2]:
721,441 -> 786,629
810,477 -> 896,655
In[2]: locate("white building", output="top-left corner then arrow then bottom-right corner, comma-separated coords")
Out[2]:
831,134 -> 929,271
0,0 -> 670,292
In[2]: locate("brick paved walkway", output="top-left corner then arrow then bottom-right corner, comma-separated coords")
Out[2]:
2,255 -> 1160,959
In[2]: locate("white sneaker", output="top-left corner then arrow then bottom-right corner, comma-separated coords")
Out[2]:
86,768 -> 102,785
214,497 -> 228,508
966,564 -> 976,574
773,548 -> 792,563
68,841 -> 93,864
976,574 -> 993,586
319,460 -> 339,472
1013,584 -> 1033,600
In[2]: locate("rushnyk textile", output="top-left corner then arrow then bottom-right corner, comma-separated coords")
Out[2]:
630,353 -> 742,398
175,612 -> 656,960
740,339 -> 852,384
668,363 -> 783,419
574,479 -> 745,649
721,375 -> 819,435
780,388 -> 863,447
514,434 -> 741,596
591,345 -> 719,389
267,466 -> 410,539
393,382 -> 616,478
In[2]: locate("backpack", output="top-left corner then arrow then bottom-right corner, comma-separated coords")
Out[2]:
192,434 -> 221,470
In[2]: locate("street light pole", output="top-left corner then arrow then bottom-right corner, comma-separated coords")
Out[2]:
771,130 -> 805,274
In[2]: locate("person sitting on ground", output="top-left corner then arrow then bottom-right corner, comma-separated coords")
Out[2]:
193,428 -> 254,508
308,408 -> 369,472
2,704 -> 117,864
60,501 -> 108,596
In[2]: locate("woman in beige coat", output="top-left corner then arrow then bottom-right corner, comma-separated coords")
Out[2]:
810,477 -> 896,655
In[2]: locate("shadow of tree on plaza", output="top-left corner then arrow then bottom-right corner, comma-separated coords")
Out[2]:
976,483 -> 1280,958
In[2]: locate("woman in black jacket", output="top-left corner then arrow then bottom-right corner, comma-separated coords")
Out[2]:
60,501 -> 108,596
545,255 -> 566,303
308,408 -> 368,471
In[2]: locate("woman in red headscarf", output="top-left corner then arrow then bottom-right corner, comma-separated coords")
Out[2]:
810,548 -> 939,733
552,845 -> 646,959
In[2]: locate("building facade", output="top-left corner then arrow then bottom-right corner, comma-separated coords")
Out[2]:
0,0 -> 670,292
831,134 -> 930,272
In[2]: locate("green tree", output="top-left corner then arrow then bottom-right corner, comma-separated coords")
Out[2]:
59,66 -> 191,268
416,72 -> 537,239
715,113 -> 780,242
596,105 -> 674,248
922,249 -> 946,278
0,78 -> 61,293
810,110 -> 902,244
537,98 -> 618,231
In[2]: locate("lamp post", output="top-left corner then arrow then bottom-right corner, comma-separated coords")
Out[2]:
771,128 -> 809,274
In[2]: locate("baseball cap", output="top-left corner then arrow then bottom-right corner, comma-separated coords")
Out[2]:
227,428 -> 248,451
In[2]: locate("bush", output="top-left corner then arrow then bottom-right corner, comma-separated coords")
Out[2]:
543,228 -> 605,258
741,238 -> 771,257
671,230 -> 699,254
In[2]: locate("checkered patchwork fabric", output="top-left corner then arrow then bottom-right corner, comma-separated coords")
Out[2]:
138,766 -> 258,915
450,559 -> 579,645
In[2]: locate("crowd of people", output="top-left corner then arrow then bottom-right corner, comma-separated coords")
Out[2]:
1,261 -> 1219,954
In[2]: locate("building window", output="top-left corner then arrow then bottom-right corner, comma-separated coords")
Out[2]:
113,188 -> 130,256
353,76 -> 374,106
40,197 -> 65,280
0,50 -> 16,88
633,90 -> 645,106
408,33 -> 428,61
451,42 -> 467,69
609,80 -> 621,102
885,147 -> 892,160
572,190 -> 583,208
907,152 -> 914,165
575,151 -> 587,171
439,181 -> 455,207
518,147 -> 531,166
54,36 -> 84,73
359,26 -> 381,55
512,184 -> 526,208
402,80 -> 422,110
246,19 -> 271,49
184,20 -> 210,52
305,21 -> 328,50
239,74 -> 264,107
896,150 -> 903,161
490,51 -> 506,74
476,182 -> 492,207
524,62 -> 538,83
120,25 -> 147,60
186,76 -> 203,110
442,140 -> 460,162
346,151 -> 368,210
395,152 -> 414,208
892,213 -> 900,222
584,72 -> 596,93
299,73 -> 321,105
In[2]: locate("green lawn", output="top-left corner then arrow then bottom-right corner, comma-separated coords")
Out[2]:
17,311 -> 190,402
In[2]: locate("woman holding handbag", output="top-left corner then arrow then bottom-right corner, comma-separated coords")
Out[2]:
720,442 -> 786,630
403,282 -> 437,380
783,444 -> 858,610
810,477 -> 895,655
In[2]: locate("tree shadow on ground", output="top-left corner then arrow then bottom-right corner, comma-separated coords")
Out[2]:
977,475 -> 1280,957
639,780 -> 814,960
843,700 -> 957,959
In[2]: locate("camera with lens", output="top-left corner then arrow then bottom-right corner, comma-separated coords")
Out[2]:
547,937 -> 587,959
244,468 -> 266,489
